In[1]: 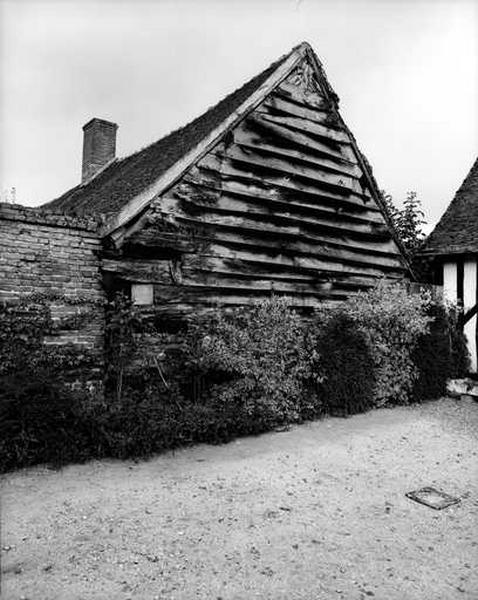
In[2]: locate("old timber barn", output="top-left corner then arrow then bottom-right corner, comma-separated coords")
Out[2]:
1,42 -> 412,348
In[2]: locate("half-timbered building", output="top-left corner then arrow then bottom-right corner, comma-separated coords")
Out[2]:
43,42 -> 412,323
421,157 -> 478,372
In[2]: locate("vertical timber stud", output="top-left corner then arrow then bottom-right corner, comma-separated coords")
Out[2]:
457,257 -> 464,309
463,258 -> 477,371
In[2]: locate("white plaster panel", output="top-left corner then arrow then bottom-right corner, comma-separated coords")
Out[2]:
443,261 -> 457,303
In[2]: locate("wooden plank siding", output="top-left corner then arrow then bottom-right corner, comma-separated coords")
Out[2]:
106,57 -> 408,314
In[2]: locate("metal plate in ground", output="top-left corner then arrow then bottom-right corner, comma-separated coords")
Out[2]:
405,487 -> 461,510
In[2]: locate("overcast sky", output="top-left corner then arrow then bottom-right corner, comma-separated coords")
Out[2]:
1,0 -> 477,228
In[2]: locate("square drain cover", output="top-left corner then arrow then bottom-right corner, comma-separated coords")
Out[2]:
406,487 -> 461,510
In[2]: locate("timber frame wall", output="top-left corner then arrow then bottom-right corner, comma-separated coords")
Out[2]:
442,256 -> 478,372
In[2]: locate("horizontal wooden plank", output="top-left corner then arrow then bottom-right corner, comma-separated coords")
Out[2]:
171,200 -> 388,239
257,112 -> 351,144
154,286 -> 350,306
233,127 -> 360,178
246,113 -> 345,161
275,81 -> 328,109
172,196 -> 398,250
183,244 -> 405,279
181,252 -> 404,282
223,144 -> 363,195
262,94 -> 332,126
182,261 -> 381,288
175,180 -> 384,227
195,157 -> 375,213
172,216 -> 402,269
179,172 -> 381,222
101,258 -> 172,283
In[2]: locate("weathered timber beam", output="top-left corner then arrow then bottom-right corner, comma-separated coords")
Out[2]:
101,258 -> 173,283
246,113 -> 345,161
222,144 -> 363,195
182,255 -> 399,286
183,265 -> 316,284
172,200 -> 396,250
126,229 -> 201,252
262,95 -> 333,126
173,209 -> 393,246
205,230 -> 401,269
182,265 -> 381,289
186,244 -> 406,279
176,224 -> 403,271
167,288 -> 350,306
180,253 -> 404,289
233,128 -> 360,178
179,174 -> 381,221
256,112 -> 351,144
196,157 -> 374,212
176,274 -> 380,297
275,81 -> 328,109
174,183 -> 384,228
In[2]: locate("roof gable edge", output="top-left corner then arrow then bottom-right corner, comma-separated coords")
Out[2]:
304,47 -> 414,278
101,45 -> 307,237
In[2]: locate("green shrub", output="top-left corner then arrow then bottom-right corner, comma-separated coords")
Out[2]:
336,281 -> 431,406
315,312 -> 376,416
184,298 -> 323,428
0,376 -> 96,472
412,301 -> 470,401
448,305 -> 471,378
411,303 -> 450,401
0,298 -> 101,473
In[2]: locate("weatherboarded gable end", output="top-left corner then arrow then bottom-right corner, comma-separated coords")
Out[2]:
44,42 -> 411,321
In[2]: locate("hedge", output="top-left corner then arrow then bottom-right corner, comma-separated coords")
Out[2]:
0,284 -> 470,472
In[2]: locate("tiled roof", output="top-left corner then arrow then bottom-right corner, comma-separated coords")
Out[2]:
42,50 -> 292,218
423,157 -> 478,255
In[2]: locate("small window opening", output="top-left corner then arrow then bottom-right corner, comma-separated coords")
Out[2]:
131,283 -> 154,305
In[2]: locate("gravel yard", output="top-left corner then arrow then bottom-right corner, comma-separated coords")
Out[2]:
1,397 -> 477,600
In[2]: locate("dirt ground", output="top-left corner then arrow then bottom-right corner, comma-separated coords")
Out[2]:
1,397 -> 477,600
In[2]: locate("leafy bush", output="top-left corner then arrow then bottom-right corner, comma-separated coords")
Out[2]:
332,281 -> 432,406
315,312 -> 376,416
0,376 -> 97,472
0,298 -> 101,473
412,301 -> 470,401
3,285 -> 460,473
448,305 -> 471,378
184,298 -> 323,427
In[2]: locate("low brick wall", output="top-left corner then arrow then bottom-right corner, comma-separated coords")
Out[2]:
0,203 -> 105,382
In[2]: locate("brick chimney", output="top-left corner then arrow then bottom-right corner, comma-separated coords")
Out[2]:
81,118 -> 118,183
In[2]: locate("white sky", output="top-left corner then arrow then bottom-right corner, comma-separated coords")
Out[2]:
0,0 -> 477,226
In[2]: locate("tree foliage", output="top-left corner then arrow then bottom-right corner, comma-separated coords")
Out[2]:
384,191 -> 427,257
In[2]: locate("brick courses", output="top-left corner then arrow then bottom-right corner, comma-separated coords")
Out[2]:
0,203 -> 105,357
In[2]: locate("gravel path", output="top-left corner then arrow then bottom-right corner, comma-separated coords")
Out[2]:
1,397 -> 477,600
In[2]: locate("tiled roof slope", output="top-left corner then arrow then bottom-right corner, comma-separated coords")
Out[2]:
423,157 -> 478,255
42,52 -> 290,218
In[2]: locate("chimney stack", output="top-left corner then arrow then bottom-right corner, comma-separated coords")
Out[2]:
81,118 -> 118,183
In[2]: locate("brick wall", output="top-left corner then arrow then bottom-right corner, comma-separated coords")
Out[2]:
0,203 -> 105,359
